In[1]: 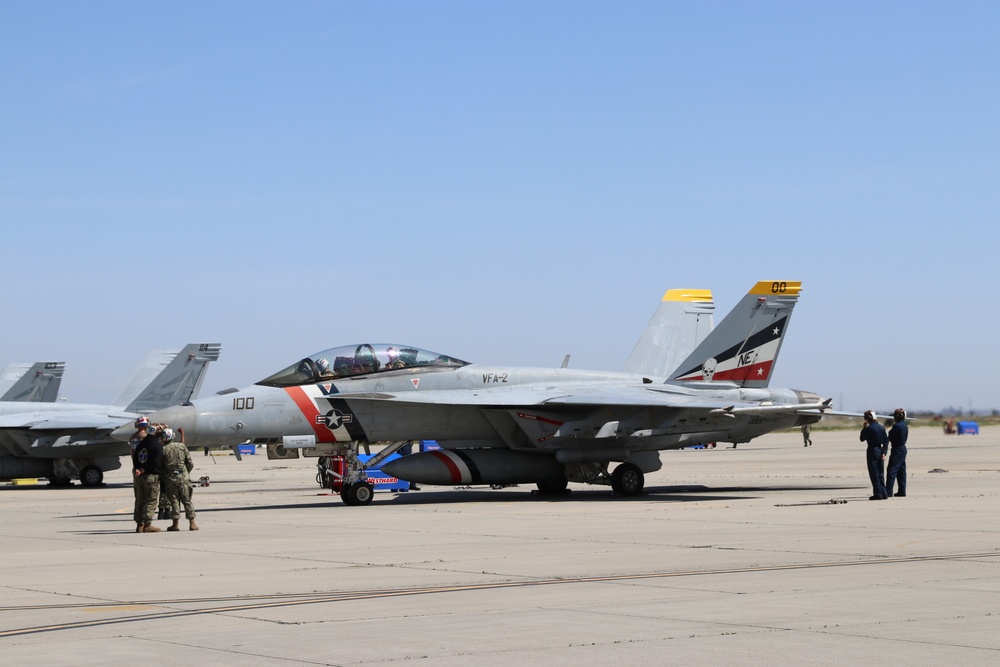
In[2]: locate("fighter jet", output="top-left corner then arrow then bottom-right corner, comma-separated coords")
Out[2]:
0,343 -> 220,486
140,282 -> 828,506
0,362 -> 65,402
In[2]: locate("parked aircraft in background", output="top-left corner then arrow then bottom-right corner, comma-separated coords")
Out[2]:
0,362 -> 65,403
0,343 -> 220,486
140,282 -> 828,506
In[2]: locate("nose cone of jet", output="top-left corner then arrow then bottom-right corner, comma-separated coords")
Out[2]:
110,422 -> 136,442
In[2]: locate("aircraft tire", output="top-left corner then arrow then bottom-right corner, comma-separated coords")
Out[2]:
611,462 -> 644,496
346,481 -> 374,506
79,465 -> 104,487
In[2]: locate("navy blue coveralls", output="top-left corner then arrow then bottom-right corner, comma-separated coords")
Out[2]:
886,419 -> 908,496
860,421 -> 889,499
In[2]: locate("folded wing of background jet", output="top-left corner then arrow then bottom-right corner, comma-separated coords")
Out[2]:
0,362 -> 65,403
0,343 -> 220,487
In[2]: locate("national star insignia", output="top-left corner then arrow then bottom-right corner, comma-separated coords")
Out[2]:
772,327 -> 780,336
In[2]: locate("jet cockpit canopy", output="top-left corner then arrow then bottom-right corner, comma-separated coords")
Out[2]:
256,343 -> 469,387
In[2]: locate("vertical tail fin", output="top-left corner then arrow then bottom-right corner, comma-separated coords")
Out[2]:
124,343 -> 221,414
112,348 -> 180,408
670,281 -> 801,388
623,289 -> 715,377
0,362 -> 65,402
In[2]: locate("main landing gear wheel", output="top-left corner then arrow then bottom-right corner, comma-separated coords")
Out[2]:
79,465 -> 104,487
611,462 -> 644,497
341,481 -> 374,506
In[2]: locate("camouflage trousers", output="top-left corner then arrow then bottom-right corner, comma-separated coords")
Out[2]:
133,478 -> 143,523
161,476 -> 196,520
135,474 -> 160,524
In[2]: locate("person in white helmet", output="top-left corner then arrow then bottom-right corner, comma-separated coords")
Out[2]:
160,426 -> 198,531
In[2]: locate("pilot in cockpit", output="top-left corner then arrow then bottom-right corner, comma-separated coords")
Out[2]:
385,347 -> 406,369
316,357 -> 335,379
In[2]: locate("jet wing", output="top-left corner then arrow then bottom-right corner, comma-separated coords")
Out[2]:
0,413 -> 129,432
330,386 -> 829,413
327,389 -> 575,406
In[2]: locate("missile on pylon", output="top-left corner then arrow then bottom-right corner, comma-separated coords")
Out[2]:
380,448 -> 566,486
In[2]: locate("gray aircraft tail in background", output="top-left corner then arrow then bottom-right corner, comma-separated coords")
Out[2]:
0,362 -> 66,403
0,343 -> 220,486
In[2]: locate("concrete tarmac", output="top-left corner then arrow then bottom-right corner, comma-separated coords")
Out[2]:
1,426 -> 998,665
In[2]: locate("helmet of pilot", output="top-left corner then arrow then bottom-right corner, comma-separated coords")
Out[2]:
135,416 -> 149,429
316,358 -> 331,374
161,427 -> 175,443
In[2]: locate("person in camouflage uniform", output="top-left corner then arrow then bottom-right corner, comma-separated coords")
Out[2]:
160,426 -> 198,531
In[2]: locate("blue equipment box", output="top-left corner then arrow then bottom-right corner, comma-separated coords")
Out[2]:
359,453 -> 410,491
957,421 -> 979,435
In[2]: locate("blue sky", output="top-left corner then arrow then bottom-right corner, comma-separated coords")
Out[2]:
2,1 -> 997,412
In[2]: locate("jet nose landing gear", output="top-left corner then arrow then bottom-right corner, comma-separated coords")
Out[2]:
341,480 -> 374,506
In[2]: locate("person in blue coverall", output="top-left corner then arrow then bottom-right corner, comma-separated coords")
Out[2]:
860,410 -> 888,500
886,408 -> 909,497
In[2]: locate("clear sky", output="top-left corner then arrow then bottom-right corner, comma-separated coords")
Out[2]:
2,1 -> 997,413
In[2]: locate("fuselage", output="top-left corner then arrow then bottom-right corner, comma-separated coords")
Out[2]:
143,363 -> 821,452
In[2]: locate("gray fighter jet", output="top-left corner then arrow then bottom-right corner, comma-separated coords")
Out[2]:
140,282 -> 828,506
0,343 -> 220,486
0,362 -> 65,403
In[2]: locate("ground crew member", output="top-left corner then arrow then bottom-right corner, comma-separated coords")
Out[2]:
860,410 -> 888,500
133,424 -> 164,532
801,424 -> 812,447
129,416 -> 150,531
886,408 -> 909,497
161,427 -> 198,531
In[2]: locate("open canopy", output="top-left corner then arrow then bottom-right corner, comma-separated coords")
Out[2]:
256,343 -> 469,387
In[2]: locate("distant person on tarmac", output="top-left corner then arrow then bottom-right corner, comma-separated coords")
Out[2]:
801,424 -> 812,447
860,410 -> 889,500
886,408 -> 909,497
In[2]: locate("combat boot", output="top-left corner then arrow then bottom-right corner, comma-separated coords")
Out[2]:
143,523 -> 161,533
135,522 -> 143,533
189,519 -> 199,531
167,519 -> 180,532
